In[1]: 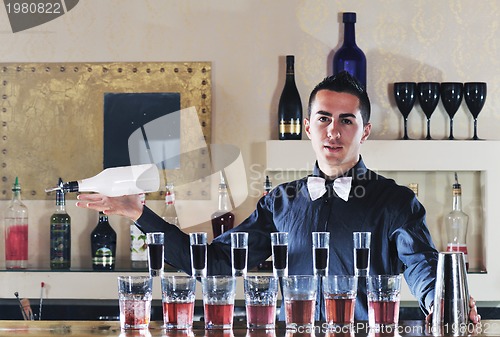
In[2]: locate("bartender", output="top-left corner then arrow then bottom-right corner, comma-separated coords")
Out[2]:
76,71 -> 480,323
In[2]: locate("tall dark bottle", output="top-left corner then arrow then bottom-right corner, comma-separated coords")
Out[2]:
211,173 -> 234,238
278,55 -> 303,140
333,12 -> 367,89
50,178 -> 71,269
91,212 -> 117,271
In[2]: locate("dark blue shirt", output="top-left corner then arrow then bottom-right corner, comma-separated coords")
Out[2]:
136,157 -> 438,320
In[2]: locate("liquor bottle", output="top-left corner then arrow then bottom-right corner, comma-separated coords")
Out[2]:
445,173 -> 469,271
211,173 -> 234,238
278,55 -> 303,140
130,194 -> 148,269
263,175 -> 272,196
333,12 -> 367,89
50,178 -> 71,269
161,183 -> 179,227
3,177 -> 29,269
91,212 -> 117,271
45,163 -> 160,197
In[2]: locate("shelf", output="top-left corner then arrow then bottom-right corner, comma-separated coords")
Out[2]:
265,139 -> 500,172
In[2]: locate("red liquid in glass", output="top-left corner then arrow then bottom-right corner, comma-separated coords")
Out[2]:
285,299 -> 315,325
246,304 -> 275,326
5,224 -> 28,262
204,303 -> 234,327
368,300 -> 399,326
163,301 -> 194,328
325,297 -> 355,325
120,299 -> 150,329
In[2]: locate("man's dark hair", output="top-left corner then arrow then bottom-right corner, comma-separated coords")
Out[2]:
307,71 -> 371,124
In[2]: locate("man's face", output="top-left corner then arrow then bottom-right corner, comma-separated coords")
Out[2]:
305,90 -> 371,176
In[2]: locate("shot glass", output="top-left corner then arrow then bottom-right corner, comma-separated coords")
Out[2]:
117,276 -> 153,330
146,232 -> 164,277
202,276 -> 237,329
283,275 -> 317,330
323,275 -> 358,328
231,232 -> 248,277
367,275 -> 402,330
271,232 -> 288,278
189,232 -> 207,278
312,232 -> 330,276
353,232 -> 371,277
161,275 -> 196,330
244,275 -> 278,329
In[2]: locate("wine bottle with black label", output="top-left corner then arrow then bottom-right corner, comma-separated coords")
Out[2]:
278,55 -> 302,140
91,211 -> 117,271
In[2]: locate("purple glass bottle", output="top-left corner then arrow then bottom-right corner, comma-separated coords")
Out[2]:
333,12 -> 367,89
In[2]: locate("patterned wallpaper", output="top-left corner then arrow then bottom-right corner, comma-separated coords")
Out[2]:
0,0 -> 498,245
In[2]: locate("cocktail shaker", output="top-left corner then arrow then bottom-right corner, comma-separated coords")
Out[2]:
432,252 -> 470,335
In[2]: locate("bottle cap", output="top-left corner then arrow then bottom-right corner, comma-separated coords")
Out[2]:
12,176 -> 21,191
342,12 -> 357,23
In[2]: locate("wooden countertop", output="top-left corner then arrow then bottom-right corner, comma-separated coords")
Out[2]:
0,320 -> 499,337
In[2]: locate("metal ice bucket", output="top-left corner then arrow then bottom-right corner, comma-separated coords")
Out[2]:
432,252 -> 470,335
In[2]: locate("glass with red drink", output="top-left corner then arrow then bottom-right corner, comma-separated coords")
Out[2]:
161,275 -> 196,330
323,275 -> 358,328
202,276 -> 237,329
244,275 -> 278,329
366,275 -> 401,330
283,275 -> 317,330
117,276 -> 153,330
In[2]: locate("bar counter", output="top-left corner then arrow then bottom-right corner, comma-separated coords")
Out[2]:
0,320 -> 499,337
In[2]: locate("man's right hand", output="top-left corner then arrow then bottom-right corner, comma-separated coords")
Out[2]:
76,193 -> 144,221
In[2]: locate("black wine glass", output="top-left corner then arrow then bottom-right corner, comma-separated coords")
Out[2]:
394,82 -> 417,140
464,82 -> 487,140
417,82 -> 440,140
440,82 -> 463,140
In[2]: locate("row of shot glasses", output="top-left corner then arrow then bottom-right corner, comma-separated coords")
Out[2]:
118,230 -> 401,331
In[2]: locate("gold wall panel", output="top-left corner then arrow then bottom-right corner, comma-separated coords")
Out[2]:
0,62 -> 211,200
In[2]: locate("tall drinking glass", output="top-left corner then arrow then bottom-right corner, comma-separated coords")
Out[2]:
117,276 -> 153,330
323,275 -> 358,329
312,232 -> 329,276
146,232 -> 164,277
231,232 -> 248,277
353,232 -> 371,277
367,275 -> 402,330
271,232 -> 288,278
283,275 -> 317,330
161,275 -> 196,330
202,276 -> 237,330
189,232 -> 207,278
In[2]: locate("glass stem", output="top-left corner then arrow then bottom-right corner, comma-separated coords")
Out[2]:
473,118 -> 479,140
426,118 -> 432,140
449,118 -> 454,140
